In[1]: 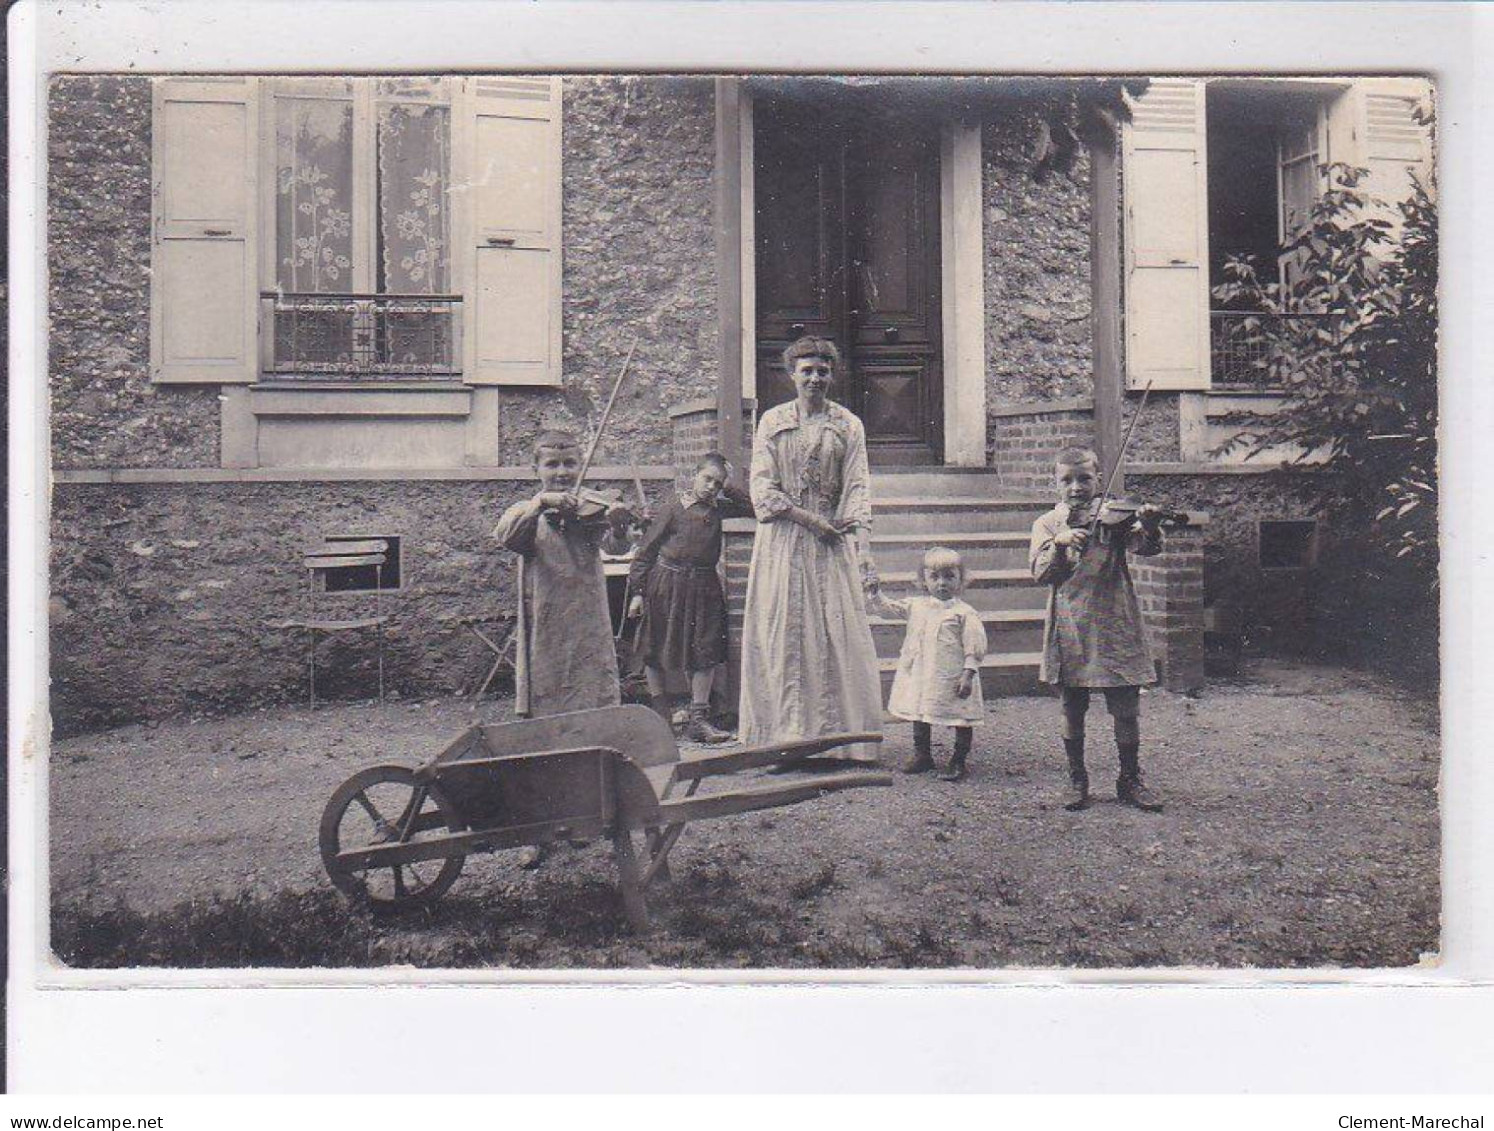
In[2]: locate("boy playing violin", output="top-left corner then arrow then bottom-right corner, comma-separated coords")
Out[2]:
1030,447 -> 1167,812
493,430 -> 637,719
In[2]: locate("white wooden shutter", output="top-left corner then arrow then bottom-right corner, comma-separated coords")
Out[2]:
456,76 -> 562,386
1325,79 -> 1433,237
150,78 -> 258,384
1121,78 -> 1211,390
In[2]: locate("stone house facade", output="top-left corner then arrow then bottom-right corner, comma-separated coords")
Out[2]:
48,73 -> 1432,732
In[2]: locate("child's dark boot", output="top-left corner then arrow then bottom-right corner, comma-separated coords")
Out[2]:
649,694 -> 676,732
903,721 -> 936,774
1063,737 -> 1091,810
939,726 -> 973,782
685,703 -> 734,745
1116,743 -> 1163,812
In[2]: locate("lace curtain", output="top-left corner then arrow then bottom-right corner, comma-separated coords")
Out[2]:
274,91 -> 451,295
274,96 -> 355,293
377,102 -> 451,294
270,83 -> 454,373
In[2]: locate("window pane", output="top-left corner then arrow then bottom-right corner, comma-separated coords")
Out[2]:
275,96 -> 355,293
1280,155 -> 1317,236
377,102 -> 451,294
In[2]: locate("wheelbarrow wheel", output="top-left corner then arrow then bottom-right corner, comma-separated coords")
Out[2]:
319,764 -> 465,908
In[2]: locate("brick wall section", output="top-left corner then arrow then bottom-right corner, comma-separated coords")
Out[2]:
989,407 -> 1096,493
1129,470 -> 1331,654
667,399 -> 756,495
1132,519 -> 1207,693
721,521 -> 756,714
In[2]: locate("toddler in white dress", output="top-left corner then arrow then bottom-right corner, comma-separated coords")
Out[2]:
866,546 -> 988,781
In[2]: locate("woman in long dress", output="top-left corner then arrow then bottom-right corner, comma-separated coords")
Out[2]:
737,337 -> 884,763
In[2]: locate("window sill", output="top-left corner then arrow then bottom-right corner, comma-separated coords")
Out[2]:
249,383 -> 473,418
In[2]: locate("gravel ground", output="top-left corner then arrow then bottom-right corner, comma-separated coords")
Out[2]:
49,657 -> 1440,968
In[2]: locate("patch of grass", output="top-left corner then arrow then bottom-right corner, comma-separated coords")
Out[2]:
662,864 -> 798,957
788,863 -> 838,901
54,890 -> 388,968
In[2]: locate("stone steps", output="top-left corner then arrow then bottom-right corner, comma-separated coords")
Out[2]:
872,496 -> 1044,534
872,569 -> 1049,612
724,468 -> 1053,697
868,608 -> 1046,655
870,530 -> 1032,572
870,467 -> 1045,498
870,470 -> 1048,694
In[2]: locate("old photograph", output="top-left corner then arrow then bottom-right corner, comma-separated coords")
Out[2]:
43,70 -> 1439,970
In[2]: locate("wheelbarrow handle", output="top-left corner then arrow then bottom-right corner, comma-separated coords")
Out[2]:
673,731 -> 884,782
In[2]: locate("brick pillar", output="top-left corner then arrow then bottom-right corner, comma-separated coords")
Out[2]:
719,518 -> 757,715
1132,516 -> 1207,694
668,398 -> 756,494
988,403 -> 1096,494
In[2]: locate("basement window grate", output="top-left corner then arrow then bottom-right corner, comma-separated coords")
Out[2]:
1258,520 -> 1318,570
323,535 -> 402,592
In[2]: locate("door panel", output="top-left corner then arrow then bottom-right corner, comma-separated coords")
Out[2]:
846,129 -> 942,462
754,101 -> 846,413
754,98 -> 942,463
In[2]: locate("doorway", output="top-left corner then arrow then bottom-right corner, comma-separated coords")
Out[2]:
754,95 -> 944,465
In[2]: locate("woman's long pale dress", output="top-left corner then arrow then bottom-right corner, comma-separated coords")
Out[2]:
737,400 -> 884,762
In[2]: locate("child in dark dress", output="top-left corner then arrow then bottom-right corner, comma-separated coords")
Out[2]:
626,452 -> 754,743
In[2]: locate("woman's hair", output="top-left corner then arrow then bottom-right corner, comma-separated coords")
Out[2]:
695,451 -> 729,475
781,335 -> 842,374
921,545 -> 965,582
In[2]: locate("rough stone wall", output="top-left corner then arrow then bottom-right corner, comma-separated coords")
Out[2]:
49,76 -> 221,470
981,111 -> 1094,409
1129,470 -> 1338,653
989,408 -> 1095,493
1120,392 -> 1182,462
48,476 -> 673,734
498,75 -> 720,465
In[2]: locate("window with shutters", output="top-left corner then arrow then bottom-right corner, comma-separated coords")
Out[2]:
150,75 -> 563,393
259,77 -> 459,381
1121,77 -> 1431,392
1205,83 -> 1334,389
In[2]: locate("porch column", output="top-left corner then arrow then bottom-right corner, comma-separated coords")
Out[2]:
1088,112 -> 1125,489
940,121 -> 987,467
714,77 -> 747,475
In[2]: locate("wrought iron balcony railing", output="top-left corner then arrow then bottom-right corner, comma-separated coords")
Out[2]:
1209,310 -> 1343,390
260,293 -> 463,380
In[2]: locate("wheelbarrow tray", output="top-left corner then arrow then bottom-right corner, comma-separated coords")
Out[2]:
320,705 -> 889,929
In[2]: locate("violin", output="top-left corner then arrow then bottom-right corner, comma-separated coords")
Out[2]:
1090,497 -> 1190,531
543,486 -> 638,529
1068,496 -> 1189,546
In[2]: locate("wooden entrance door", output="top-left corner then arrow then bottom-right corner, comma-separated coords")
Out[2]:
755,98 -> 944,464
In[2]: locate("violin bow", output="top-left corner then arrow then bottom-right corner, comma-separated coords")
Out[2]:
1089,378 -> 1154,538
576,338 -> 639,493
630,459 -> 650,520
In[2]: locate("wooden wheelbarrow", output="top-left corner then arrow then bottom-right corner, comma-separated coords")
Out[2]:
319,705 -> 889,930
